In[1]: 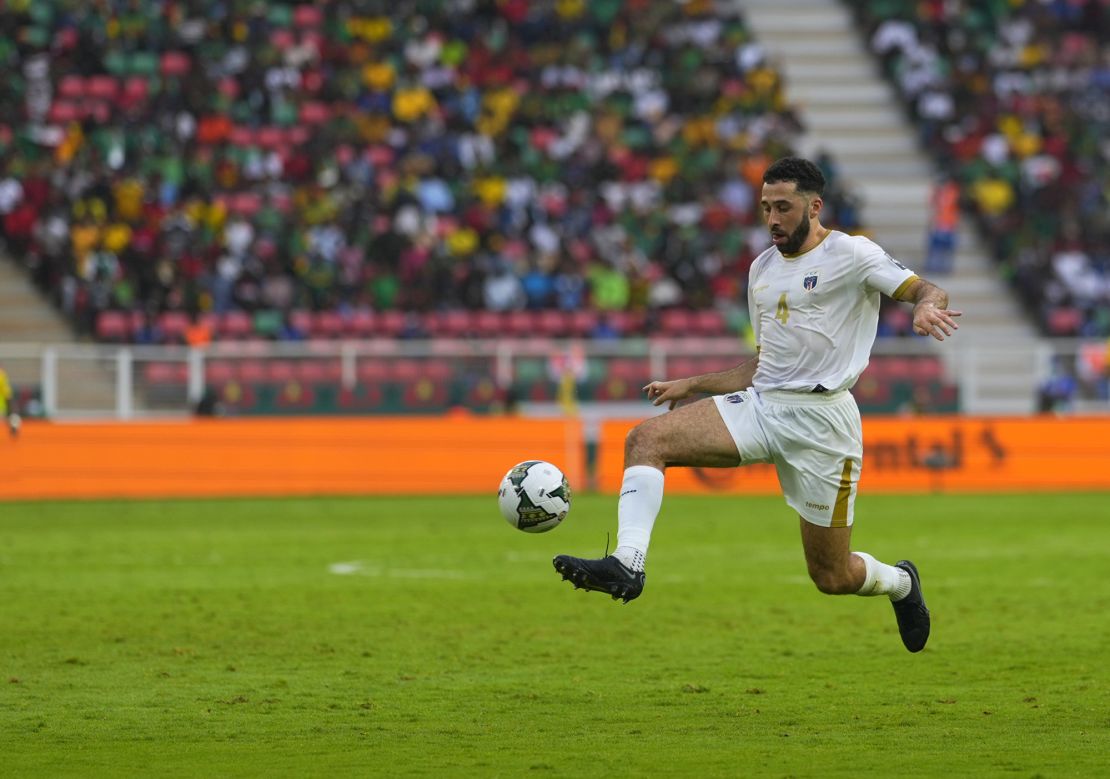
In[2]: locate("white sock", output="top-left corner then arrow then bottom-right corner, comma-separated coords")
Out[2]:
853,552 -> 912,601
612,465 -> 665,572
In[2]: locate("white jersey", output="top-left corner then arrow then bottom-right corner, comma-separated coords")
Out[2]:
748,230 -> 917,393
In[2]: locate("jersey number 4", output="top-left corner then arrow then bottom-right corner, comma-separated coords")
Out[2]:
775,293 -> 790,324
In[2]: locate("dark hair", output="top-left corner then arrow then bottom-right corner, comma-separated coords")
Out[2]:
763,157 -> 825,197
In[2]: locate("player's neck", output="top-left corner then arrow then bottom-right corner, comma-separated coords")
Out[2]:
795,223 -> 830,255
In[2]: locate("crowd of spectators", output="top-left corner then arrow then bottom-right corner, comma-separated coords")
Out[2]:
850,0 -> 1110,338
0,0 -> 874,344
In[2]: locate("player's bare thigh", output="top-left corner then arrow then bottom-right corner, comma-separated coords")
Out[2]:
626,397 -> 741,469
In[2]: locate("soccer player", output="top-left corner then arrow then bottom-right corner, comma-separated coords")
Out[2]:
554,157 -> 961,653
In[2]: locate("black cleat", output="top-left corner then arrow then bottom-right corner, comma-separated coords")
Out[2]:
892,560 -> 930,652
553,554 -> 645,603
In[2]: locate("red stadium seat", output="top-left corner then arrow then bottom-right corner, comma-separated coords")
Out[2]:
85,100 -> 112,124
343,309 -> 376,339
96,310 -> 130,342
568,310 -> 599,337
505,311 -> 537,338
122,77 -> 149,103
426,310 -> 470,338
691,309 -> 727,336
297,359 -> 342,383
311,310 -> 345,339
374,310 -> 406,337
237,360 -> 268,382
218,310 -> 254,340
357,360 -> 391,383
205,360 -> 236,384
86,75 -> 119,100
1046,306 -> 1083,336
270,29 -> 296,49
659,309 -> 693,335
228,126 -> 255,147
535,310 -> 570,338
471,310 -> 502,338
608,358 -> 650,381
391,359 -> 423,382
160,52 -> 191,77
57,76 -> 85,99
605,310 -> 644,336
877,357 -> 913,380
47,101 -> 83,124
266,360 -> 297,382
294,4 -> 323,26
665,357 -> 701,379
299,102 -> 331,124
421,360 -> 453,381
288,309 -> 313,336
257,127 -> 284,149
158,311 -> 190,344
910,357 -> 946,382
286,125 -> 311,146
229,192 -> 262,216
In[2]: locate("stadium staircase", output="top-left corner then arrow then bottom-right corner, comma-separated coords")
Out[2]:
741,0 -> 1040,414
0,255 -> 120,415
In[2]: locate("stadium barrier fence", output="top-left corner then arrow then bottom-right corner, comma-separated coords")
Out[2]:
4,337 -> 1107,420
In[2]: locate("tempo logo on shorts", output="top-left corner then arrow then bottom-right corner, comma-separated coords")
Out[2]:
724,394 -> 745,404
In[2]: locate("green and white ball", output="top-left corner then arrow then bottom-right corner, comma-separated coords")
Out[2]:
498,460 -> 571,533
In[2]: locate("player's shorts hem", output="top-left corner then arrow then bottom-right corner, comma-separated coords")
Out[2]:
789,498 -> 854,528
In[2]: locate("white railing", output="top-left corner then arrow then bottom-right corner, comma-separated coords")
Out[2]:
0,337 -> 1106,419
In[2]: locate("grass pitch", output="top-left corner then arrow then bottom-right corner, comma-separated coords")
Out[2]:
2,492 -> 1108,777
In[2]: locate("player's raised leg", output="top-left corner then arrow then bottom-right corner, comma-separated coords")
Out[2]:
799,520 -> 930,652
553,397 -> 740,602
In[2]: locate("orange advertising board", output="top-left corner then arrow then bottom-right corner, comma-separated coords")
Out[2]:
597,416 -> 1110,494
3,415 -> 1107,501
0,417 -> 584,501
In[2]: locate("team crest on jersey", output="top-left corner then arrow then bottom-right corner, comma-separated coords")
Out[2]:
803,273 -> 818,291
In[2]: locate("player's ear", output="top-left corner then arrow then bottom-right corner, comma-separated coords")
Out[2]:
809,196 -> 823,218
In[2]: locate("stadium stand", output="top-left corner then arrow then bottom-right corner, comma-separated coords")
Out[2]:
847,0 -> 1110,338
0,0 -> 881,346
0,1 -> 968,415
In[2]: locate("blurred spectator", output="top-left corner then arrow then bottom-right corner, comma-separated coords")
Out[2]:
1037,355 -> 1078,413
925,175 -> 960,274
0,364 -> 20,436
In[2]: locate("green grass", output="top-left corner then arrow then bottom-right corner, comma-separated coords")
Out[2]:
2,493 -> 1108,777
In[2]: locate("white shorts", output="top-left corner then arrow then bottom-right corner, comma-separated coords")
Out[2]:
712,389 -> 863,527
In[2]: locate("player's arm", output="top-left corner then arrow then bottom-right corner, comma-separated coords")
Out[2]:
895,278 -> 962,341
643,353 -> 759,410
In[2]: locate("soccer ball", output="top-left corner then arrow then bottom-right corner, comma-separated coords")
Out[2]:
498,460 -> 571,533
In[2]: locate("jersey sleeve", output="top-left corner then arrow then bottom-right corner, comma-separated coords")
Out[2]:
856,238 -> 918,299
